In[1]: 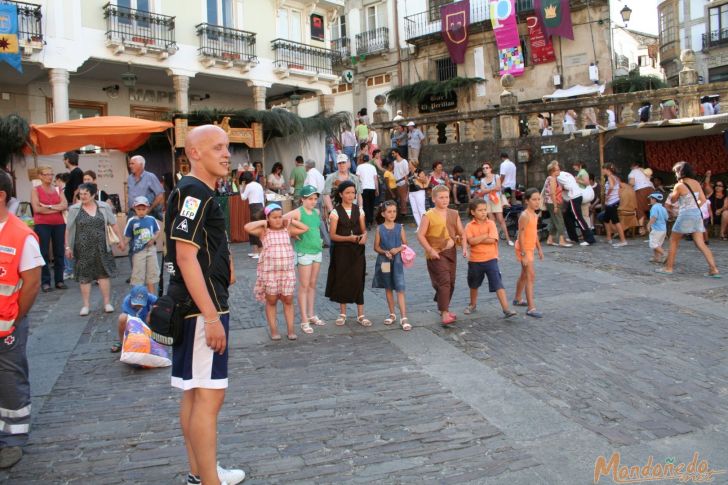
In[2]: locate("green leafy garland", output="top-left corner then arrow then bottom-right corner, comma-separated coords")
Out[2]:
610,73 -> 668,93
0,114 -> 31,170
386,77 -> 485,106
172,108 -> 351,141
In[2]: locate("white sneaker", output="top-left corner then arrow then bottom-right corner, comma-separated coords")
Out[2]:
579,241 -> 591,246
80,306 -> 90,316
507,240 -> 515,246
247,253 -> 255,257
612,241 -> 628,248
217,464 -> 245,484
104,304 -> 115,313
251,254 -> 259,259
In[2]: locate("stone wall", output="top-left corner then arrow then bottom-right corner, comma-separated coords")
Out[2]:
418,135 -> 646,190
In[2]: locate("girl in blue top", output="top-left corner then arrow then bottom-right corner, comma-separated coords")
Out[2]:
372,201 -> 411,331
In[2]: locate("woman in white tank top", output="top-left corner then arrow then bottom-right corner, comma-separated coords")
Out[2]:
657,161 -> 719,277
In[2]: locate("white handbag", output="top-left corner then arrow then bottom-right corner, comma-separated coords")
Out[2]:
582,185 -> 595,204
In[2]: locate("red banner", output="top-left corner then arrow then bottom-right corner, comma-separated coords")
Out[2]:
527,16 -> 555,65
441,0 -> 469,64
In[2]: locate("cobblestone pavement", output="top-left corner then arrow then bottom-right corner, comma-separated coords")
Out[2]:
3,227 -> 728,484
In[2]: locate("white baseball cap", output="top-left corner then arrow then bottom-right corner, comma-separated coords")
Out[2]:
336,153 -> 349,163
407,121 -> 415,127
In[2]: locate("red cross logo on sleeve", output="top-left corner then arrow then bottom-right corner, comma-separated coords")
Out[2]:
0,266 -> 7,278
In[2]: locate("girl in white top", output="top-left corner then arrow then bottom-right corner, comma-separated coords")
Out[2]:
563,110 -> 577,134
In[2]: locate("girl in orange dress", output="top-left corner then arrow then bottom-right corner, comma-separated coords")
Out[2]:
513,189 -> 544,318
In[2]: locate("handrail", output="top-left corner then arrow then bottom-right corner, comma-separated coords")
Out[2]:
103,2 -> 177,51
271,38 -> 336,75
7,0 -> 43,43
196,23 -> 256,62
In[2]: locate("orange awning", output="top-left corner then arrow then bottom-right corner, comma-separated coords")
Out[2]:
29,116 -> 172,155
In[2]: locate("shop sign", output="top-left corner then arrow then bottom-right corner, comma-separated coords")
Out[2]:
174,118 -> 264,149
418,93 -> 458,113
129,89 -> 176,104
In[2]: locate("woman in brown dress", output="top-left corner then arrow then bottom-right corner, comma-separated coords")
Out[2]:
324,180 -> 371,327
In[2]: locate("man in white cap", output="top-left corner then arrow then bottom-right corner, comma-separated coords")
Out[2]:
407,121 -> 425,164
322,154 -> 362,214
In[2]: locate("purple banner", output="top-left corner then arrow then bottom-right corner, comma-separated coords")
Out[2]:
490,0 -> 524,76
534,0 -> 574,40
440,0 -> 470,65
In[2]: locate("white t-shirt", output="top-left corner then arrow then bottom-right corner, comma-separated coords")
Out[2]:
369,131 -> 378,145
607,109 -> 616,128
702,102 -> 715,116
556,172 -> 583,201
240,181 -> 265,204
0,220 -> 45,272
564,112 -> 576,125
304,168 -> 325,193
393,159 -> 410,186
499,159 -> 517,190
628,168 -> 654,191
356,163 -> 378,191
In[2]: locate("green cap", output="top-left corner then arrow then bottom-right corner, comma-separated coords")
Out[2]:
300,185 -> 319,198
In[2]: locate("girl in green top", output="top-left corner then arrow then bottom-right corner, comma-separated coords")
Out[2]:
284,185 -> 325,335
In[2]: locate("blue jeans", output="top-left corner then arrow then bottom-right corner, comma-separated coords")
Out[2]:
343,146 -> 356,172
324,144 -> 337,175
34,223 -> 66,286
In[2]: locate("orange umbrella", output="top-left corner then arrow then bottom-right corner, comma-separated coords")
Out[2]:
29,116 -> 172,155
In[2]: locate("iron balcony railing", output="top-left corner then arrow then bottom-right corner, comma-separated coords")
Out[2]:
271,38 -> 336,75
331,37 -> 351,61
356,27 -> 389,55
7,0 -> 43,43
196,23 -> 256,62
103,2 -> 177,52
703,28 -> 728,50
404,0 -> 534,42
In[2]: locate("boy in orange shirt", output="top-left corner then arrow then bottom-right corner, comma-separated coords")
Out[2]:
464,199 -> 518,318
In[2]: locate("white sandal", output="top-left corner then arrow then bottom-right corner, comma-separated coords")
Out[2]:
384,313 -> 396,325
400,317 -> 412,331
300,321 -> 314,334
356,315 -> 372,327
335,314 -> 347,326
309,315 -> 326,326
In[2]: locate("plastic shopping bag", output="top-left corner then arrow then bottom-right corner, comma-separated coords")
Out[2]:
120,316 -> 172,368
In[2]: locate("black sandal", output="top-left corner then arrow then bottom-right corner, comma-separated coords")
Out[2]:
55,282 -> 68,290
41,284 -> 52,293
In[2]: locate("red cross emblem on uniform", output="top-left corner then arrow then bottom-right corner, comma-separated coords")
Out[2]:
4,335 -> 14,346
0,266 -> 6,277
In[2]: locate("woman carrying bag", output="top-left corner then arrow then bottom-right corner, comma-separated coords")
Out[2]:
65,183 -> 125,316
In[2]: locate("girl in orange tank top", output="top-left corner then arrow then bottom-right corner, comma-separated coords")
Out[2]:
514,189 -> 544,318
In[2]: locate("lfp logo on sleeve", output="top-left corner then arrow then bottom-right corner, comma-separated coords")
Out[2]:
180,196 -> 201,219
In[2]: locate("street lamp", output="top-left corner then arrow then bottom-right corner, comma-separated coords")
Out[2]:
620,4 -> 632,27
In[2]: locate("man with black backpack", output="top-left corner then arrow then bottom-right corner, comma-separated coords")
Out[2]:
164,125 -> 244,485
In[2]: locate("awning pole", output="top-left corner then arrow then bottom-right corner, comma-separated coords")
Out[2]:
598,131 -> 605,203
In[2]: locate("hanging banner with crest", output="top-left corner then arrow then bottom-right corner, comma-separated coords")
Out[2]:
490,0 -> 524,76
534,0 -> 574,40
0,2 -> 22,73
440,0 -> 470,65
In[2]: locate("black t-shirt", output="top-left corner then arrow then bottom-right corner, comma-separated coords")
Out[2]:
64,167 -> 84,204
165,175 -> 230,315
